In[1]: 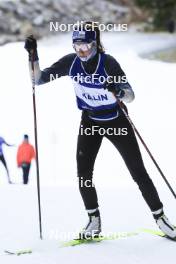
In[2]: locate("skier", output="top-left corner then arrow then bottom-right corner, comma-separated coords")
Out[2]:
24,21 -> 176,239
17,134 -> 35,184
0,136 -> 13,184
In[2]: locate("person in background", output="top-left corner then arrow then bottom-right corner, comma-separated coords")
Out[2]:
0,136 -> 13,184
17,134 -> 35,184
167,19 -> 175,33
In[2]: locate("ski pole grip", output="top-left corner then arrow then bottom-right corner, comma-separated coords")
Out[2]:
30,49 -> 35,70
113,93 -> 128,116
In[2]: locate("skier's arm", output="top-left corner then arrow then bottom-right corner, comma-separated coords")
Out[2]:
1,138 -> 14,147
24,36 -> 76,85
4,142 -> 14,147
29,54 -> 76,85
104,54 -> 135,103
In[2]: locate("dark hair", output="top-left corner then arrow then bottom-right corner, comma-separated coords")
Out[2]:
24,134 -> 29,139
78,21 -> 105,53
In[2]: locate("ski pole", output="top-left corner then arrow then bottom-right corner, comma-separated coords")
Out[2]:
30,49 -> 43,239
117,98 -> 176,200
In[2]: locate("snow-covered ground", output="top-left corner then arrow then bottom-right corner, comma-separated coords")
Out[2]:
0,31 -> 176,263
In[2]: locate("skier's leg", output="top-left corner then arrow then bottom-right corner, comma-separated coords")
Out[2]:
77,116 -> 103,238
0,154 -> 11,183
77,117 -> 103,210
105,114 -> 163,212
108,117 -> 176,238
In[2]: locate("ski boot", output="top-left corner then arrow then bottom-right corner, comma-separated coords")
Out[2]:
153,208 -> 176,239
79,209 -> 101,240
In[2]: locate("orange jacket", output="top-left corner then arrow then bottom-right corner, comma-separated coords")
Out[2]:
17,142 -> 35,166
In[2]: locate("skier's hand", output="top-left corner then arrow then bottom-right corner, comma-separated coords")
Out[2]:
24,35 -> 37,53
24,35 -> 39,61
105,82 -> 125,99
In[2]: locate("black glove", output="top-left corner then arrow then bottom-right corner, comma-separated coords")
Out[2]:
105,82 -> 125,99
24,35 -> 38,61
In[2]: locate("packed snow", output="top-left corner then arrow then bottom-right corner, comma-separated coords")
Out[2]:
0,31 -> 176,263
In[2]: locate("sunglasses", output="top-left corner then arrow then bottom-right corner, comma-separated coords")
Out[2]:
73,42 -> 93,52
